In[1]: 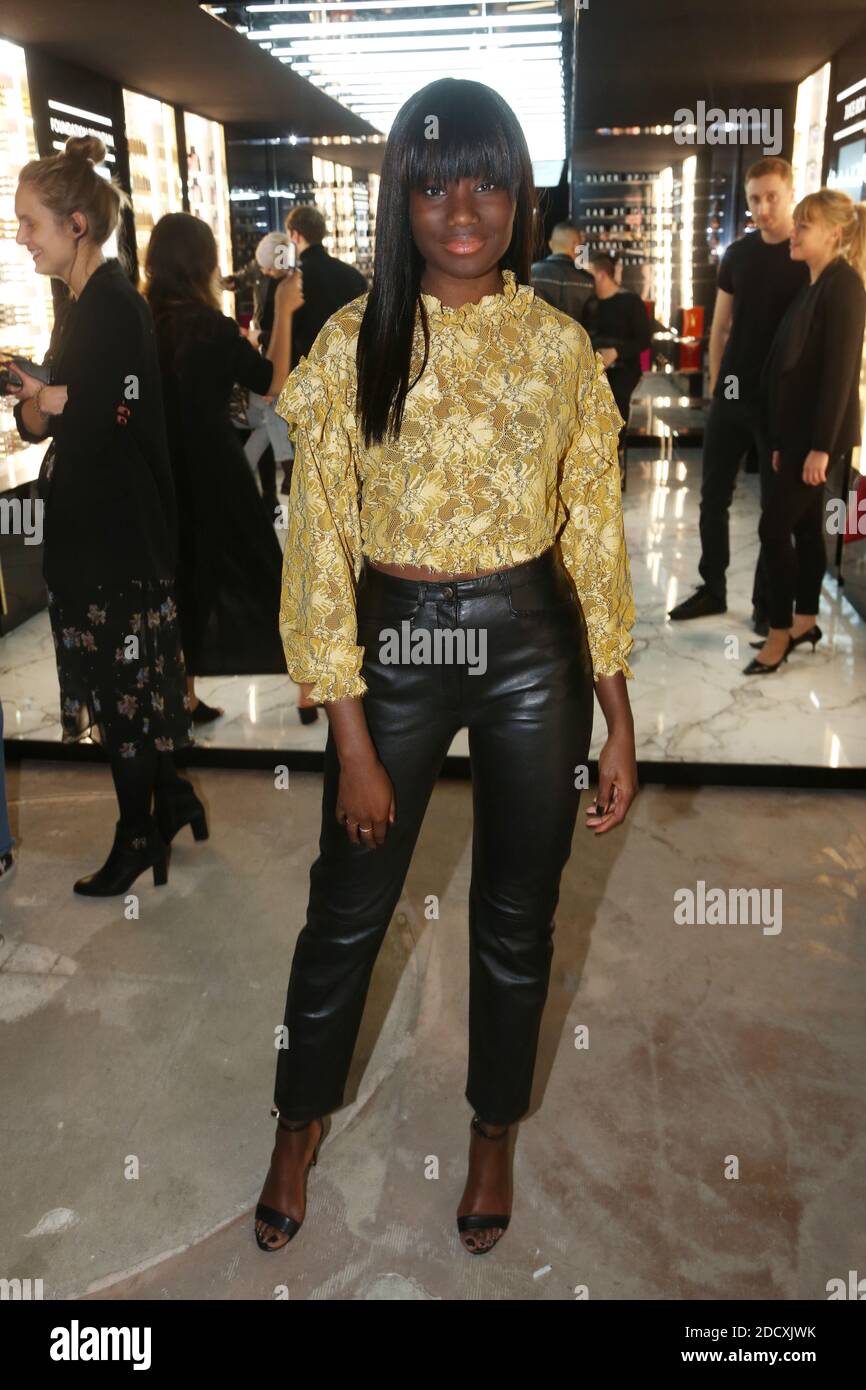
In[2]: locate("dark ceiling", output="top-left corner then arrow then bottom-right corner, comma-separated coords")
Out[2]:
3,1 -> 866,175
570,0 -> 866,172
0,0 -> 376,137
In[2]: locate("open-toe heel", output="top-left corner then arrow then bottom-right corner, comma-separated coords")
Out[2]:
254,1112 -> 328,1252
457,1114 -> 512,1256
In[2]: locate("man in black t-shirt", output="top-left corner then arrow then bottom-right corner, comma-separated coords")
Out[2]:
582,252 -> 651,464
669,158 -> 809,629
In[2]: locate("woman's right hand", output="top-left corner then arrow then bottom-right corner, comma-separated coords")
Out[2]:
335,755 -> 395,848
275,268 -> 304,314
771,449 -> 780,472
3,364 -> 43,402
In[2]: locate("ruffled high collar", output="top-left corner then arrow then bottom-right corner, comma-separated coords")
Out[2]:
418,268 -> 533,325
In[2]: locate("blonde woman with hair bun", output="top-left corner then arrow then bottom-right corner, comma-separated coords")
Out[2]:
746,186 -> 866,674
4,135 -> 199,893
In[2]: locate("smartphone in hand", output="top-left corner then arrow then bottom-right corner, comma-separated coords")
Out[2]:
12,357 -> 52,384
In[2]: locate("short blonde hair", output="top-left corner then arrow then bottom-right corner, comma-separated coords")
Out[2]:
794,187 -> 866,281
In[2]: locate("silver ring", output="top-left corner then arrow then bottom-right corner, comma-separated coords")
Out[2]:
359,826 -> 372,834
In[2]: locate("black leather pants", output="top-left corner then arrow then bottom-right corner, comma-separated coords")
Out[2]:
273,545 -> 595,1126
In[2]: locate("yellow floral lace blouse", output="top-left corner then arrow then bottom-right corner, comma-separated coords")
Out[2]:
275,267 -> 636,703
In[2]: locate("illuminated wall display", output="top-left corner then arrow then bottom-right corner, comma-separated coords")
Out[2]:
122,88 -> 183,280
654,166 -> 674,328
828,73 -> 866,201
183,110 -> 233,311
679,154 -> 696,311
827,66 -> 866,476
312,153 -> 367,269
792,62 -> 831,202
833,74 -> 866,147
0,38 -> 54,490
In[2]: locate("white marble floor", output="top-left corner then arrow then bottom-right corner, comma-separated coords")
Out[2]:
2,445 -> 865,767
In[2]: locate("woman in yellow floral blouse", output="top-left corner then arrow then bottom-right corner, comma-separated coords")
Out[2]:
255,79 -> 638,1258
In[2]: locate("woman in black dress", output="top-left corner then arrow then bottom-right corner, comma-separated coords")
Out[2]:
144,214 -> 301,705
9,135 -> 197,895
747,188 -> 866,675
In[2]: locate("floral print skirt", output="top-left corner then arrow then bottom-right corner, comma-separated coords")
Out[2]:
47,578 -> 193,757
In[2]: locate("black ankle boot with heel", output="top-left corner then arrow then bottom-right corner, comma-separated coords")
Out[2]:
154,778 -> 209,845
73,816 -> 168,896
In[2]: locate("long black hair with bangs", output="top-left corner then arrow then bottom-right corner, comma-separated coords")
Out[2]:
356,78 -> 541,447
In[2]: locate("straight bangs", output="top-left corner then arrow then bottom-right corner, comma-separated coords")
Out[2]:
399,108 -> 526,200
793,193 -> 822,225
356,78 -> 539,446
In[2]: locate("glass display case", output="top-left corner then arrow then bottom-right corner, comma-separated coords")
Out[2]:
122,87 -> 183,282
575,171 -> 659,268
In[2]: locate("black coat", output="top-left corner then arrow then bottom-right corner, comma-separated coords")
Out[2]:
530,253 -> 595,322
287,243 -> 367,368
15,259 -> 177,596
156,305 -> 286,675
762,257 -> 866,458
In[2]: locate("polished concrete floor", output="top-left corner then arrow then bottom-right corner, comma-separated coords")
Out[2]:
0,759 -> 863,1300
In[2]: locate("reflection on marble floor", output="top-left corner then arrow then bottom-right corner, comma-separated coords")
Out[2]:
2,444 -> 865,766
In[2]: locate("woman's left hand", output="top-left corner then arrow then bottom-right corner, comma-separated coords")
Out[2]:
802,450 -> 829,486
34,384 -> 67,417
585,727 -> 638,834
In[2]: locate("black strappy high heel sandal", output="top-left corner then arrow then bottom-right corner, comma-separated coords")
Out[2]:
750,624 -> 823,652
457,1114 -> 512,1255
254,1112 -> 327,1251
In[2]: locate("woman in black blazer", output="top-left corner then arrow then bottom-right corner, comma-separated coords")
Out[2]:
8,136 -> 195,893
747,189 -> 866,674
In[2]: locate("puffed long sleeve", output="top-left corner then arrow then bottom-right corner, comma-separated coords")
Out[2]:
274,325 -> 367,704
557,336 -> 636,679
